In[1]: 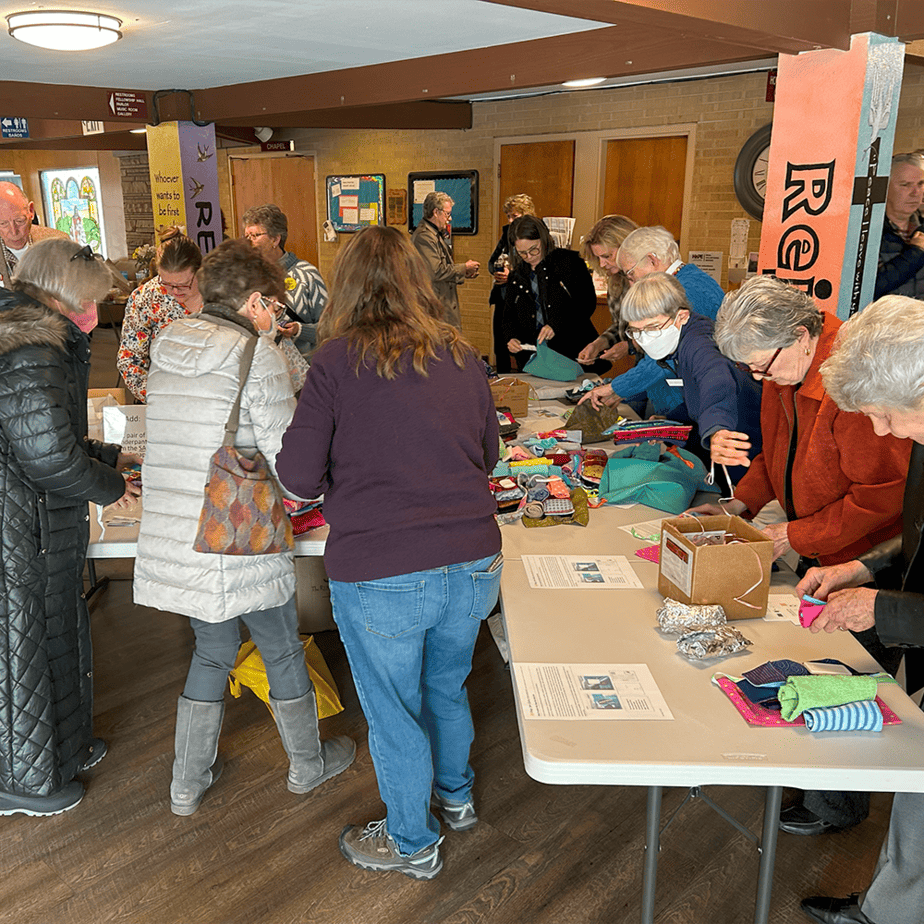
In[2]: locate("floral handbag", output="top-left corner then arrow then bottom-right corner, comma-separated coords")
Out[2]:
193,334 -> 294,555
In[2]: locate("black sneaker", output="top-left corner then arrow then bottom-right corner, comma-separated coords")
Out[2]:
78,738 -> 108,772
339,819 -> 443,880
0,781 -> 84,816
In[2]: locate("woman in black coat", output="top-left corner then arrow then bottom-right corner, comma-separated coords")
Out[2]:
0,239 -> 138,816
502,215 -> 605,372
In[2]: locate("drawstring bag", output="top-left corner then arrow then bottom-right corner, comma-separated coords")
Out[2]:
193,335 -> 294,555
229,635 -> 343,719
523,341 -> 583,381
597,441 -> 708,514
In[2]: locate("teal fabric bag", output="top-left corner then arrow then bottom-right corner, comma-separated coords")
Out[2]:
598,442 -> 709,514
523,341 -> 583,381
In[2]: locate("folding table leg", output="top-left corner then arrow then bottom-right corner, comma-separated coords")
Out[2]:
754,785 -> 782,924
641,785 -> 663,924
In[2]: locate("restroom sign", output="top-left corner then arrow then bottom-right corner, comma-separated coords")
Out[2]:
0,117 -> 29,139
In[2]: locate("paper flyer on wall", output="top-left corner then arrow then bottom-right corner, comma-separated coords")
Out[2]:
513,663 -> 673,720
521,555 -> 642,589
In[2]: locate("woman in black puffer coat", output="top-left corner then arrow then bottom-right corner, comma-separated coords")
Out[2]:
0,239 -> 136,816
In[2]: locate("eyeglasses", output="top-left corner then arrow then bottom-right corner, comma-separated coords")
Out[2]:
258,296 -> 282,314
244,231 -> 268,242
736,346 -> 783,378
622,253 -> 651,280
160,276 -> 196,294
515,243 -> 542,260
70,244 -> 102,262
625,316 -> 674,340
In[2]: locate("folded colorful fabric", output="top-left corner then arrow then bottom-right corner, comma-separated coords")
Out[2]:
778,674 -> 879,721
742,659 -> 812,687
804,700 -> 884,733
290,507 -> 326,535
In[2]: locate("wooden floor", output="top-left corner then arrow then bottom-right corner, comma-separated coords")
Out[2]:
0,327 -> 891,924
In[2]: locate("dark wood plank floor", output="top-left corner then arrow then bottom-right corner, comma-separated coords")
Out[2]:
0,327 -> 888,924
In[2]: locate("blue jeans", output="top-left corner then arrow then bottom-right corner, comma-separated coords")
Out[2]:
330,553 -> 502,856
184,596 -> 310,703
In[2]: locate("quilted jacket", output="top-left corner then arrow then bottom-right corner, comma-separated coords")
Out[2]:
0,289 -> 125,796
133,306 -> 300,623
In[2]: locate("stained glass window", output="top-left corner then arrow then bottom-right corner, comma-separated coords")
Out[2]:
40,166 -> 107,258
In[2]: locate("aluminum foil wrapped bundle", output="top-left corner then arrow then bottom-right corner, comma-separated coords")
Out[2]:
676,625 -> 752,660
656,598 -> 726,634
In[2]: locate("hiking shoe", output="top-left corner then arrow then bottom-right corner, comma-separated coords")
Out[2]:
78,738 -> 108,772
432,793 -> 478,831
0,781 -> 84,816
339,819 -> 443,880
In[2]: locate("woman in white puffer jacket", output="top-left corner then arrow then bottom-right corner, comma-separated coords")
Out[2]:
134,239 -> 354,816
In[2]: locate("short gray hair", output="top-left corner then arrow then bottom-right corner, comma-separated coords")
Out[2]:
12,238 -> 112,314
821,295 -> 924,412
714,275 -> 823,362
242,203 -> 287,241
891,152 -> 924,172
618,226 -> 680,268
621,272 -> 690,323
422,191 -> 453,219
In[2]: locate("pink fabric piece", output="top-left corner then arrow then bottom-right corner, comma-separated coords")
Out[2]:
715,676 -> 901,728
290,507 -> 326,536
635,544 -> 661,563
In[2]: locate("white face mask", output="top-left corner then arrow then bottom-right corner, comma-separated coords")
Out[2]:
633,321 -> 681,360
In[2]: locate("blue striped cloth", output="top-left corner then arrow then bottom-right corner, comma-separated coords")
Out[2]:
804,700 -> 884,733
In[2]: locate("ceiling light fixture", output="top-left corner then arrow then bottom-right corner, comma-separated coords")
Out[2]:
562,77 -> 607,88
6,10 -> 123,51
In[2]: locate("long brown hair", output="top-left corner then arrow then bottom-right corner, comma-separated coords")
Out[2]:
318,225 -> 475,379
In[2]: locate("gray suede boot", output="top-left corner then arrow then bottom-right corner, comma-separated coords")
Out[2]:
170,696 -> 224,816
270,688 -> 356,794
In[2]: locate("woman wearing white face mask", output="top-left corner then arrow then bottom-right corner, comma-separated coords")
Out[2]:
582,272 -> 762,480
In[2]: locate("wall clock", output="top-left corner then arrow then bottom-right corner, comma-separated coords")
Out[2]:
733,123 -> 772,221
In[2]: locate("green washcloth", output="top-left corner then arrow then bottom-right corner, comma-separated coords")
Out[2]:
778,674 -> 879,722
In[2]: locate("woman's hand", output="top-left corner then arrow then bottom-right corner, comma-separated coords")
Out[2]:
709,429 -> 752,467
578,338 -> 605,364
578,383 -> 619,410
111,478 -> 142,509
809,587 -> 878,634
278,321 -> 300,340
492,268 -> 509,284
508,338 -> 524,353
686,499 -> 747,517
600,341 -> 629,362
537,325 -> 555,344
116,452 -> 143,472
796,560 -> 873,601
761,521 -> 792,561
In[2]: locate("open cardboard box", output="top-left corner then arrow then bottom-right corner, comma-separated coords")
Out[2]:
658,515 -> 773,619
490,377 -> 530,418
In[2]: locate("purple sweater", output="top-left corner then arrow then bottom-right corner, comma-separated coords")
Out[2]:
276,337 -> 501,582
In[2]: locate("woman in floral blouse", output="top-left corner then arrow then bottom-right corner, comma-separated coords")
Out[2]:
118,230 -> 203,401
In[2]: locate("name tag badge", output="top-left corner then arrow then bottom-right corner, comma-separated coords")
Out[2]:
666,378 -> 684,387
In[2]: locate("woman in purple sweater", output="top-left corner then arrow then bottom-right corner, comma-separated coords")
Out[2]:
276,226 -> 502,881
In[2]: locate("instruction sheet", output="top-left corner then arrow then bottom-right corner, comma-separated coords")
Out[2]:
514,663 -> 673,720
522,555 -> 643,589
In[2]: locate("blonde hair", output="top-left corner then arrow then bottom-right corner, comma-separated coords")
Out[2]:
318,226 -> 475,379
503,194 -> 535,218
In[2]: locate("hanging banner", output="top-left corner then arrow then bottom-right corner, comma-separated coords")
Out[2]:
146,121 -> 221,255
758,33 -> 904,319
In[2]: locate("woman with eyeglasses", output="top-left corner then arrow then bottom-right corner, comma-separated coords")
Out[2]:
503,215 -> 604,371
691,274 -> 909,574
134,239 -> 354,816
0,238 -> 141,816
118,227 -> 203,402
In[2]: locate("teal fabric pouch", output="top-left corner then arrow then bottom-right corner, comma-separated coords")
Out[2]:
597,442 -> 708,514
523,341 -> 583,381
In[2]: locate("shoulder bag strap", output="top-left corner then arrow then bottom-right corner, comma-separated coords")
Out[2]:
222,334 -> 259,447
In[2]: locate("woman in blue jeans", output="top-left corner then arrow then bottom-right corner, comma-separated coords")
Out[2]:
277,225 -> 502,880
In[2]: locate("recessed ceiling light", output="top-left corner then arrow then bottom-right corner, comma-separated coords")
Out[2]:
6,10 -> 122,51
129,128 -> 146,134
562,77 -> 607,88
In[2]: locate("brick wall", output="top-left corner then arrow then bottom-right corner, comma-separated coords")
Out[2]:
116,152 -> 154,256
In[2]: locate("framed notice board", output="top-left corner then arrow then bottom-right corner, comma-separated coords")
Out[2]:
408,170 -> 478,235
326,174 -> 386,232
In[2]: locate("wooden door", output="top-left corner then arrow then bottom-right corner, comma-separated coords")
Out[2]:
229,155 -> 319,265
499,140 -> 575,229
602,136 -> 687,241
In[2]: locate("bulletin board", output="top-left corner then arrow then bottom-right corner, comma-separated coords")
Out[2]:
326,174 -> 386,232
408,170 -> 479,235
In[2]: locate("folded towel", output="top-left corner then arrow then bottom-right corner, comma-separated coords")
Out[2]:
778,674 -> 878,721
804,700 -> 884,733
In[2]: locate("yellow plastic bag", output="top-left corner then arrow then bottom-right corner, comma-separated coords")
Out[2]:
228,635 -> 343,719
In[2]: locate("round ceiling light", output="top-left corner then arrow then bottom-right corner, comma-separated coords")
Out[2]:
562,77 -> 607,88
7,10 -> 123,51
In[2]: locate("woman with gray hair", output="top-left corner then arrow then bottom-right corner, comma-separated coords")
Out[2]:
583,272 -> 762,481
797,295 -> 924,924
0,239 -> 141,816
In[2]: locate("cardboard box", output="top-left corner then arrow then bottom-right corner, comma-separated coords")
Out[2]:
294,557 -> 336,633
658,515 -> 773,619
88,387 -> 130,404
490,377 -> 530,418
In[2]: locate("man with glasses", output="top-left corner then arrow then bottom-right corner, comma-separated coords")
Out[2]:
242,203 -> 327,357
0,181 -> 67,288
411,192 -> 479,329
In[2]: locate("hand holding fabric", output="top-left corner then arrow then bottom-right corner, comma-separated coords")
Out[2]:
796,559 -> 873,601
578,383 -> 619,410
809,587 -> 878,634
